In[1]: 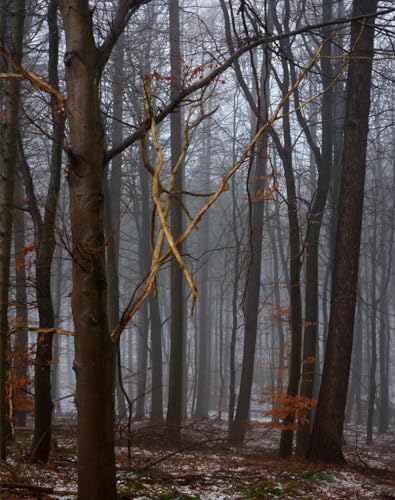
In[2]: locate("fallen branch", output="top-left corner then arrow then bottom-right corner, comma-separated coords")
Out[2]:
0,482 -> 54,494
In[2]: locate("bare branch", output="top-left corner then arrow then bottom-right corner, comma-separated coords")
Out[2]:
106,6 -> 395,161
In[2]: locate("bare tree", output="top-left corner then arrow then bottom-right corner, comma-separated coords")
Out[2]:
308,0 -> 378,463
166,0 -> 185,441
0,0 -> 25,459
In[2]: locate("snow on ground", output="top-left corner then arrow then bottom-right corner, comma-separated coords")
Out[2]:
0,421 -> 394,498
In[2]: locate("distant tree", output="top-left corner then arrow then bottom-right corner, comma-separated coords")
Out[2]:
194,120 -> 212,419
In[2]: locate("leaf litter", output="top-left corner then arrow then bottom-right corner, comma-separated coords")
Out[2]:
0,420 -> 393,499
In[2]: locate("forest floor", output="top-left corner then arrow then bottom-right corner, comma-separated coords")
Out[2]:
0,418 -> 394,499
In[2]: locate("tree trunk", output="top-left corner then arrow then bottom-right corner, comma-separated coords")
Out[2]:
229,130 -> 268,443
57,1 -> 116,496
52,241 -> 63,416
31,0 -> 63,461
0,0 -> 25,459
136,301 -> 148,420
296,0 -> 334,456
194,123 -> 211,419
104,36 -> 126,419
308,0 -> 378,463
13,177 -> 28,427
366,201 -> 378,445
166,0 -> 185,442
149,292 -> 163,423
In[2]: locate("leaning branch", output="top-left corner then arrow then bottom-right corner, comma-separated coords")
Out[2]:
0,41 -> 65,109
111,35 -> 330,343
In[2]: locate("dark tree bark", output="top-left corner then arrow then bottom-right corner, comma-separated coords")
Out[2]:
222,0 -> 271,444
269,11 -> 303,454
308,0 -> 378,463
166,0 -> 185,441
296,0 -> 334,456
13,176 -> 28,427
56,0 -> 117,495
0,0 -> 25,459
29,0 -> 64,461
51,240 -> 63,415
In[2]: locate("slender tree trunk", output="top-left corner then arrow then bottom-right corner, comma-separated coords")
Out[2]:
296,0 -> 334,456
229,130 -> 268,443
270,52 -> 302,457
378,307 -> 389,433
136,301 -> 148,420
0,0 -> 25,459
218,275 -> 225,419
104,37 -> 126,419
194,124 -> 211,418
276,126 -> 302,457
52,241 -> 63,416
166,0 -> 185,441
228,111 -> 241,429
268,214 -> 285,424
347,299 -> 363,424
31,0 -> 64,461
13,177 -> 28,427
366,203 -> 378,445
149,292 -> 163,423
308,0 -> 378,463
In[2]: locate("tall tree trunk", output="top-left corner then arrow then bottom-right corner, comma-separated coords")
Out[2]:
57,1 -> 116,495
31,0 -> 64,461
229,129 -> 268,443
296,0 -> 334,456
0,0 -> 25,459
275,124 -> 302,457
13,176 -> 28,427
308,0 -> 378,463
166,0 -> 185,441
268,212 -> 285,424
194,123 -> 211,419
270,44 -> 302,457
228,112 -> 241,429
366,201 -> 378,445
52,241 -> 63,416
104,36 -> 127,419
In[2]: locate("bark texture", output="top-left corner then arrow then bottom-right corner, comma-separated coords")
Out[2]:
308,0 -> 378,463
0,0 -> 25,459
57,1 -> 116,496
166,0 -> 185,441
